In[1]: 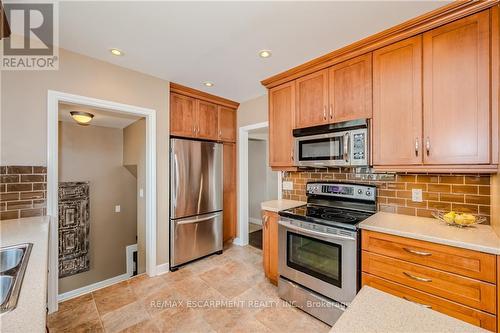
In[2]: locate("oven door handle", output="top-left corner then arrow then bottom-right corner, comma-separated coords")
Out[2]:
278,220 -> 356,242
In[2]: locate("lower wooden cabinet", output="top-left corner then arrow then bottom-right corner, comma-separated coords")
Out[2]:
262,210 -> 279,284
361,229 -> 498,331
223,143 -> 236,242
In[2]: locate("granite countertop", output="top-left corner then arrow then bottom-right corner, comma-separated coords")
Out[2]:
0,216 -> 51,333
261,199 -> 306,213
331,286 -> 487,333
359,212 -> 500,255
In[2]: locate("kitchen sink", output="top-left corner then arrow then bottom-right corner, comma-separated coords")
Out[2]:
0,243 -> 32,314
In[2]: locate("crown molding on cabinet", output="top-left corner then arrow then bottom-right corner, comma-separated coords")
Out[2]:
261,0 -> 499,88
170,82 -> 239,109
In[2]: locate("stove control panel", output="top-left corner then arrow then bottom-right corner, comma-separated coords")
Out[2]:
307,182 -> 376,202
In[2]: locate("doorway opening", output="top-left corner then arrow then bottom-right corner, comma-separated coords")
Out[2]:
236,121 -> 281,247
47,91 -> 157,313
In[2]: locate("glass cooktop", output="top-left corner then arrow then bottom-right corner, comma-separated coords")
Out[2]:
279,204 -> 373,230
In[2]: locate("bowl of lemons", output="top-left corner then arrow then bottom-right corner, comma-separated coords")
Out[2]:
432,211 -> 486,228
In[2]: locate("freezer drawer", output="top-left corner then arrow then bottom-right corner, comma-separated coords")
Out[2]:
170,211 -> 223,268
170,138 -> 223,219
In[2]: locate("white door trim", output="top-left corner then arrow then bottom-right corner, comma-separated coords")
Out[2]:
234,121 -> 282,246
46,90 -> 157,313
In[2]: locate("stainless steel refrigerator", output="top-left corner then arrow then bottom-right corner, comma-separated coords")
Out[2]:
169,138 -> 223,270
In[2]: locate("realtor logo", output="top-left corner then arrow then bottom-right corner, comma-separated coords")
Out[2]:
1,1 -> 58,70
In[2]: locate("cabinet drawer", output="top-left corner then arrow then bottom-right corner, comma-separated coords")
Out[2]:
362,273 -> 496,332
362,251 -> 497,313
362,230 -> 497,283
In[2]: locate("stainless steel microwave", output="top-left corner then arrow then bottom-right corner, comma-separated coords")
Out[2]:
293,119 -> 369,167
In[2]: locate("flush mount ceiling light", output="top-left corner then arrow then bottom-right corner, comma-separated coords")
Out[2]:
258,50 -> 272,58
110,48 -> 124,56
70,111 -> 94,126
203,81 -> 214,87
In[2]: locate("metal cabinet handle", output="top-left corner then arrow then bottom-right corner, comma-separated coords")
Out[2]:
263,215 -> 269,228
426,137 -> 430,156
291,149 -> 294,161
415,138 -> 419,157
323,106 -> 327,120
403,271 -> 432,282
219,129 -> 222,137
403,247 -> 432,257
329,105 -> 333,120
403,297 -> 432,309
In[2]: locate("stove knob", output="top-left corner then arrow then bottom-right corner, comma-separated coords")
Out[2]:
366,190 -> 371,196
357,189 -> 363,195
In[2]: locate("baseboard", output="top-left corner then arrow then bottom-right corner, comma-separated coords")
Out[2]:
232,237 -> 246,246
57,272 -> 132,302
155,262 -> 170,275
249,217 -> 262,225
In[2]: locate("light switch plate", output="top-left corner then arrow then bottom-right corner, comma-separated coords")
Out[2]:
139,189 -> 144,198
115,205 -> 121,213
282,181 -> 294,191
411,189 -> 423,202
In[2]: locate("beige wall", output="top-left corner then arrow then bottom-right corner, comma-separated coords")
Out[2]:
123,119 -> 146,274
1,48 -> 169,264
58,122 -> 137,293
237,94 -> 268,128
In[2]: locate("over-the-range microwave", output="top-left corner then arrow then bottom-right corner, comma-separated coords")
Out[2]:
293,119 -> 369,167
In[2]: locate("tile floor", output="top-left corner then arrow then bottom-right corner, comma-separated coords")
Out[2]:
47,245 -> 330,333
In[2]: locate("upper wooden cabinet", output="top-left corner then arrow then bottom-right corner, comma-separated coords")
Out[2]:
295,69 -> 329,128
169,83 -> 239,143
373,36 -> 423,166
423,11 -> 490,165
269,81 -> 296,168
294,54 -> 372,129
218,106 -> 236,142
328,53 -> 372,123
170,93 -> 197,138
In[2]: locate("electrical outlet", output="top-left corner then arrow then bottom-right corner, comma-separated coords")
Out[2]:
411,189 -> 423,202
115,205 -> 121,213
139,189 -> 144,198
282,181 -> 294,191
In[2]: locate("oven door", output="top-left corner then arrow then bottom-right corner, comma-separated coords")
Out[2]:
278,218 -> 358,304
294,131 -> 349,167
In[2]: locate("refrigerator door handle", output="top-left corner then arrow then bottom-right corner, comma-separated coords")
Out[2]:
173,153 -> 179,209
176,213 -> 221,225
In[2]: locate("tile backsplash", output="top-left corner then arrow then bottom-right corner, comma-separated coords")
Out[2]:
282,168 -> 491,222
0,166 -> 47,220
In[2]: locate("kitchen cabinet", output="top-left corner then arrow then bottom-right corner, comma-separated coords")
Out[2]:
328,53 -> 372,123
218,106 -> 236,142
373,36 -> 423,166
295,69 -> 329,128
196,100 -> 218,140
423,11 -> 490,165
269,81 -> 296,170
262,210 -> 279,284
223,143 -> 236,242
170,93 -> 197,138
362,230 -> 498,331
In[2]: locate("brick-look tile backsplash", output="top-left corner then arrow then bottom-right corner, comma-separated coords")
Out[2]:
0,166 -> 47,220
282,168 -> 491,222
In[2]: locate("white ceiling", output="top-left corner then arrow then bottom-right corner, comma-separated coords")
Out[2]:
59,103 -> 142,128
58,1 -> 449,102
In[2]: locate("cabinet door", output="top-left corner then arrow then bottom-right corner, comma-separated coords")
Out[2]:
373,36 -> 422,165
423,11 -> 490,165
262,210 -> 279,284
218,106 -> 236,142
328,53 -> 372,123
269,82 -> 296,167
170,93 -> 196,138
295,69 -> 329,128
196,100 -> 219,140
223,143 -> 236,242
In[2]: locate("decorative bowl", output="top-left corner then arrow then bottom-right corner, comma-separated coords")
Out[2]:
431,211 -> 486,228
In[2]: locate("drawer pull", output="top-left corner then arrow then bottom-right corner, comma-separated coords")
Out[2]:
403,297 -> 432,309
403,271 -> 432,283
403,247 -> 432,257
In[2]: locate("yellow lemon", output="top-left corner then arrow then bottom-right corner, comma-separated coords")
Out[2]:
443,211 -> 456,223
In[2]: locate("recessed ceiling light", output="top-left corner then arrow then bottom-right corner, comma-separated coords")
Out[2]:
258,50 -> 272,58
203,81 -> 214,87
70,111 -> 94,126
110,48 -> 124,56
